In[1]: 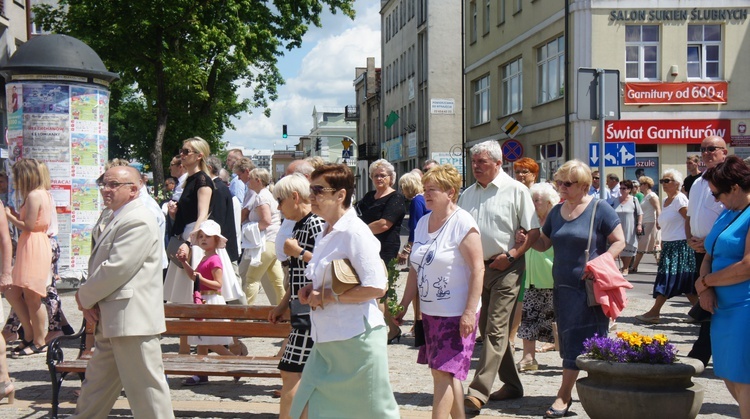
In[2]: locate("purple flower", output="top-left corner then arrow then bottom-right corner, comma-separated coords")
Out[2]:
581,332 -> 678,364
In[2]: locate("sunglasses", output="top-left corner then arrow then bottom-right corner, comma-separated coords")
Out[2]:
700,146 -> 725,153
592,176 -> 600,180
179,148 -> 197,156
619,186 -> 628,190
711,190 -> 725,199
310,185 -> 337,196
555,180 -> 578,188
659,179 -> 673,184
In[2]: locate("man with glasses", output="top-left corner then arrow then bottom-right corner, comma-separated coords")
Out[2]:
606,173 -> 621,201
588,170 -> 611,200
460,140 -> 539,413
685,135 -> 728,366
73,166 -> 174,418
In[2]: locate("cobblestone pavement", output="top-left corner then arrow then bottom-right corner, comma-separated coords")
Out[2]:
0,255 -> 741,418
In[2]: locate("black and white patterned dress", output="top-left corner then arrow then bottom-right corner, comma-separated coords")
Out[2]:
279,212 -> 325,372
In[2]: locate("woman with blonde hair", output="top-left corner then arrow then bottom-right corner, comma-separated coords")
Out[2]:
3,158 -> 53,357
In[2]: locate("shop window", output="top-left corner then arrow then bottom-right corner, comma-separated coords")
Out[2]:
502,58 -> 522,115
537,35 -> 564,104
473,74 -> 490,125
625,25 -> 659,80
687,24 -> 721,80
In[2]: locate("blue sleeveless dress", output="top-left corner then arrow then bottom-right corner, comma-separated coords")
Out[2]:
704,206 -> 750,384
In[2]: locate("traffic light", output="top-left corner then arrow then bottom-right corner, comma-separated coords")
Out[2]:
282,125 -> 288,138
315,138 -> 321,151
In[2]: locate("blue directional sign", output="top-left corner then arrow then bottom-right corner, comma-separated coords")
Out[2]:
589,142 -> 636,167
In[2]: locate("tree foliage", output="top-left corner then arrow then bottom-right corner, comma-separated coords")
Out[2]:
34,0 -> 355,186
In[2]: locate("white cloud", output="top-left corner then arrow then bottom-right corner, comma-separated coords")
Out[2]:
224,3 -> 381,151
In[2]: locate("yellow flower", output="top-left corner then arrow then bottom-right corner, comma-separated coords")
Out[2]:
653,334 -> 668,345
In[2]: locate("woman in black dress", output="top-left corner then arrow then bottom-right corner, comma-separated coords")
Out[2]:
356,159 -> 406,342
268,174 -> 324,418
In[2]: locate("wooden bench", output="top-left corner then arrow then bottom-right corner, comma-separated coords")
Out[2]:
47,304 -> 291,418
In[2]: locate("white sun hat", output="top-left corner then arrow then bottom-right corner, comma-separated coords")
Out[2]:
190,220 -> 228,249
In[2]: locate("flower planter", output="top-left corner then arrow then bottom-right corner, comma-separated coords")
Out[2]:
575,355 -> 705,419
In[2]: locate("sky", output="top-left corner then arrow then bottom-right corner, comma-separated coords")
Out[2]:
222,2 -> 382,152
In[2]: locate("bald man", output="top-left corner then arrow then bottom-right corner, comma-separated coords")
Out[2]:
72,166 -> 173,418
685,135 -> 728,366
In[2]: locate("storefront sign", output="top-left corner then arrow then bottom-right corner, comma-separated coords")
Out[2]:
609,9 -> 748,23
624,82 -> 727,105
605,120 -> 730,144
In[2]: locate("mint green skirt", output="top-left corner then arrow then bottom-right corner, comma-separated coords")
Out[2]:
290,323 -> 399,418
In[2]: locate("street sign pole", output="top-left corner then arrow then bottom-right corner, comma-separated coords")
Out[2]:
598,69 -> 606,200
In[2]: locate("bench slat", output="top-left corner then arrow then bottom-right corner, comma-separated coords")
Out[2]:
164,320 -> 290,338
164,303 -> 290,321
54,356 -> 282,378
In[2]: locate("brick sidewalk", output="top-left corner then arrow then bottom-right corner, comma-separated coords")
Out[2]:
0,254 -> 741,418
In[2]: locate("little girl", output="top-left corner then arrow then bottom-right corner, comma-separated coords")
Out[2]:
177,220 -> 234,386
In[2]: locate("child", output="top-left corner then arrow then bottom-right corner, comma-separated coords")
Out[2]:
177,220 -> 234,386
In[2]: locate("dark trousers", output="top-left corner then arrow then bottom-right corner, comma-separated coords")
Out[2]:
687,251 -> 711,366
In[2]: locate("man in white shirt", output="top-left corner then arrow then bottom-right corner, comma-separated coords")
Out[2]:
226,148 -> 247,203
169,156 -> 187,201
685,135 -> 727,366
459,140 -> 539,413
588,170 -> 611,200
606,173 -> 621,201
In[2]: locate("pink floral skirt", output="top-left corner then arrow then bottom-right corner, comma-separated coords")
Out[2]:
417,312 -> 479,381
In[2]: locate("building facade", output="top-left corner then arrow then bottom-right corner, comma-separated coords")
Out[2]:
381,0 -> 464,179
465,0 -> 750,186
349,57 -> 381,199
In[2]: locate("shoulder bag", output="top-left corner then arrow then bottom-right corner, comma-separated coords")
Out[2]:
583,199 -> 601,307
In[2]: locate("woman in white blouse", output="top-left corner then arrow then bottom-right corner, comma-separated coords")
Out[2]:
293,163 -> 398,418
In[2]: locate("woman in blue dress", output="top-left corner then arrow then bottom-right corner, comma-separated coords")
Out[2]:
694,155 -> 750,418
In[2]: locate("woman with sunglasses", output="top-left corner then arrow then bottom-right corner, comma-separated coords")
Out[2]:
611,179 -> 643,276
293,164 -> 398,418
694,156 -> 750,418
532,160 -> 625,418
636,170 -> 697,324
163,138 -> 214,352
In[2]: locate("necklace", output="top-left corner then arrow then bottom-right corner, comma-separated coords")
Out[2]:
561,197 -> 590,220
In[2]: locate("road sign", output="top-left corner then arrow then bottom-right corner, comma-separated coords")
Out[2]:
577,68 -> 621,121
501,117 -> 523,138
502,139 -> 524,162
589,142 -> 636,167
342,148 -> 351,159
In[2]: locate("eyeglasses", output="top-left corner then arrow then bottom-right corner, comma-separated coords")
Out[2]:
711,190 -> 725,199
659,179 -> 673,184
619,187 -> 629,190
516,170 -> 531,175
179,148 -> 197,156
97,181 -> 134,190
555,180 -> 578,188
372,173 -> 389,179
310,185 -> 337,196
700,146 -> 725,153
276,197 -> 285,205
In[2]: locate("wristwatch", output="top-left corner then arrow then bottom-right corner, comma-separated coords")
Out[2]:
298,249 -> 306,260
504,251 -> 515,263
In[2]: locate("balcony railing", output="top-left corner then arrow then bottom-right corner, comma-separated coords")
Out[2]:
344,105 -> 359,121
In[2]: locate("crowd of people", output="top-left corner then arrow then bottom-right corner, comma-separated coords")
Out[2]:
0,134 -> 748,418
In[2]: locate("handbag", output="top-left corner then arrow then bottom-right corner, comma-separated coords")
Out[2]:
413,319 -> 426,347
583,200 -> 601,307
331,259 -> 362,295
167,236 -> 188,268
289,298 -> 311,331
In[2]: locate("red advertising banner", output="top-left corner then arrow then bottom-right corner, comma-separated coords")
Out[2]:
624,82 -> 728,105
605,120 -> 731,144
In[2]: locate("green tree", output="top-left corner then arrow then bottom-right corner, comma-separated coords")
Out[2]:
34,0 -> 355,187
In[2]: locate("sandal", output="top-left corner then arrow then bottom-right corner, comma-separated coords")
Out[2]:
544,400 -> 573,418
11,339 -> 32,353
11,343 -> 47,359
181,375 -> 208,386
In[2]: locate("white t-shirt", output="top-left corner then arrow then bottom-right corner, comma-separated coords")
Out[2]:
658,193 -> 689,242
409,209 -> 481,317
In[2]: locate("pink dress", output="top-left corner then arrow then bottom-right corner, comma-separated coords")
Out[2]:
11,190 -> 52,297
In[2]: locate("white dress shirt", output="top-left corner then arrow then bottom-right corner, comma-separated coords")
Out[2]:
687,175 -> 724,239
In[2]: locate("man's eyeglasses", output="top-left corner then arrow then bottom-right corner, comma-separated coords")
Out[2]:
555,180 -> 578,188
700,146 -> 725,153
711,190 -> 725,199
310,185 -> 337,196
659,179 -> 673,184
97,181 -> 134,190
179,148 -> 197,156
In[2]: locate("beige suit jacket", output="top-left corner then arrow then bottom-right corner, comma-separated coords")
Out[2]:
79,199 -> 166,338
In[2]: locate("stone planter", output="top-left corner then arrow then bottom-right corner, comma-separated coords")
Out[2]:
575,355 -> 705,419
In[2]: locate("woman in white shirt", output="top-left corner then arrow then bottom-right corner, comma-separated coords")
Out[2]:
395,164 -> 483,418
632,176 -> 661,273
636,169 -> 697,323
243,168 -> 284,305
293,164 -> 398,419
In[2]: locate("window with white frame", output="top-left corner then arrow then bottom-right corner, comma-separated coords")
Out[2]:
687,25 -> 721,79
470,1 -> 478,43
473,75 -> 490,125
502,58 -> 522,115
537,35 -> 564,104
625,25 -> 659,80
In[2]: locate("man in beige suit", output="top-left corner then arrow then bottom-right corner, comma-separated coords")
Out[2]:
72,166 -> 174,418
